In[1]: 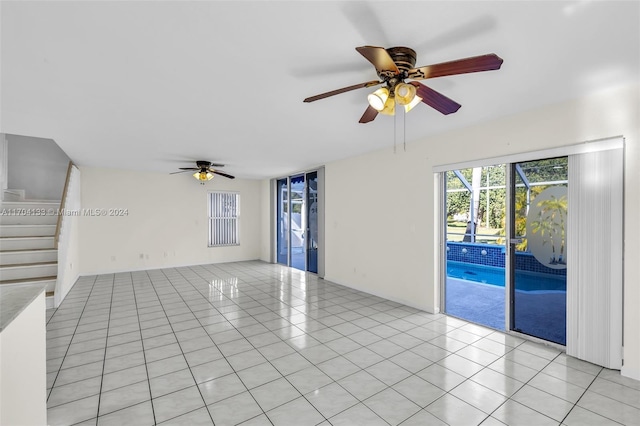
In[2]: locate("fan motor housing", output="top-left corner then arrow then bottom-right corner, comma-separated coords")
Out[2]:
386,47 -> 417,74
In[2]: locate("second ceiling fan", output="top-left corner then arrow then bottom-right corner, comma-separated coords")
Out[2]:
304,46 -> 503,123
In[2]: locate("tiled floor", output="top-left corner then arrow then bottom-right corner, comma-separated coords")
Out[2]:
45,261 -> 640,426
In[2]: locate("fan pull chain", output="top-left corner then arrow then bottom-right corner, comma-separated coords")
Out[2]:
403,108 -> 407,152
393,110 -> 397,154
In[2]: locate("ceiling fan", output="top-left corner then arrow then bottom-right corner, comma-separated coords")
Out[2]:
303,46 -> 503,123
171,160 -> 235,184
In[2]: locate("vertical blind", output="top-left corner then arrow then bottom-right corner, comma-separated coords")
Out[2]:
209,192 -> 240,246
566,146 -> 623,369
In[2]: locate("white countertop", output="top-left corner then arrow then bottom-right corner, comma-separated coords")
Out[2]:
0,283 -> 47,332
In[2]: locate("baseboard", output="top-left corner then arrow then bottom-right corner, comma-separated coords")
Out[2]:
322,274 -> 437,314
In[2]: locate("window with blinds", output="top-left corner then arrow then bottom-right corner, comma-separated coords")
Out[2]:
208,192 -> 240,246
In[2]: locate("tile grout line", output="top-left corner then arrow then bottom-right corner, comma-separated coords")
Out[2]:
46,275 -> 99,402
143,268 -> 218,425
46,261 -> 640,426
183,265 -> 450,424
181,265 -> 371,423
562,366 -> 629,426
477,348 -> 561,424
177,265 -> 363,423
94,273 -> 117,424
129,271 -> 158,425
164,266 -> 277,425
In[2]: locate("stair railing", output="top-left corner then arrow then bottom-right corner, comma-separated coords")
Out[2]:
55,161 -> 74,247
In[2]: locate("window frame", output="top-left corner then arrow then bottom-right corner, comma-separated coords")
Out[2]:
208,191 -> 240,247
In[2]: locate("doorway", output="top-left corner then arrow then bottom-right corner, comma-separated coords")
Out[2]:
443,157 -> 568,345
275,170 -> 321,273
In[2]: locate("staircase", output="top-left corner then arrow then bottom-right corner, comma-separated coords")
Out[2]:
0,199 -> 60,307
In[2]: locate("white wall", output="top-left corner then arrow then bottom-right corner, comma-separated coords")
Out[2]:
321,83 -> 640,380
259,179 -> 272,262
79,167 -> 262,274
6,134 -> 70,200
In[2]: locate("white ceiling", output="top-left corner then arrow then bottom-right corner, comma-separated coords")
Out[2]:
2,1 -> 638,179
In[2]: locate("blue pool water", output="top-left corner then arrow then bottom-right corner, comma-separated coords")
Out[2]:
446,261 -> 566,292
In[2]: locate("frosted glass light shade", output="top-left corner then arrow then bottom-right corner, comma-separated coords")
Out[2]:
193,171 -> 214,181
404,95 -> 422,112
395,83 -> 416,105
367,87 -> 389,111
380,95 -> 395,116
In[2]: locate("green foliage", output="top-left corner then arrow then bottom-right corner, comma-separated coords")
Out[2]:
445,158 -> 568,250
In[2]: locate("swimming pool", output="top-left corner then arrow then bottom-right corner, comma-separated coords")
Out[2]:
446,261 -> 566,292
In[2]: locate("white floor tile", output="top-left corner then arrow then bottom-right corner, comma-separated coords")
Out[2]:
43,261 -> 640,426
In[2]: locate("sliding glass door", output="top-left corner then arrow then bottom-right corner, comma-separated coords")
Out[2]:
276,178 -> 289,265
443,157 -> 568,345
289,175 -> 305,270
510,158 -> 568,345
306,171 -> 318,273
444,165 -> 506,330
275,170 -> 321,273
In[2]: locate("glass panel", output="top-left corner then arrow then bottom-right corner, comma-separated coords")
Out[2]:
290,175 -> 305,271
445,164 -> 506,330
276,178 -> 288,265
512,157 -> 568,345
306,171 -> 318,273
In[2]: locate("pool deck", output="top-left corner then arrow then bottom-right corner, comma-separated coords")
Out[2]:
446,277 -> 566,345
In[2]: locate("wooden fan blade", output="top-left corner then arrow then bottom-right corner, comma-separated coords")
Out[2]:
410,82 -> 461,115
304,80 -> 381,103
356,46 -> 400,74
212,170 -> 235,179
408,53 -> 503,80
178,167 -> 199,170
170,170 -> 195,175
359,105 -> 378,123
209,163 -> 225,168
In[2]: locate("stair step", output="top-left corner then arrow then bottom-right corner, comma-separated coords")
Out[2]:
0,249 -> 58,266
0,201 -> 61,209
0,261 -> 58,281
3,191 -> 23,202
0,213 -> 58,225
0,236 -> 55,250
0,276 -> 57,298
0,224 -> 56,237
0,201 -> 60,225
0,275 -> 57,285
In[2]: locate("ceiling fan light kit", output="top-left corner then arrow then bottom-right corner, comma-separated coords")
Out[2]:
403,94 -> 422,113
394,83 -> 417,106
193,171 -> 214,183
304,45 -> 503,123
170,160 -> 236,183
367,87 -> 389,111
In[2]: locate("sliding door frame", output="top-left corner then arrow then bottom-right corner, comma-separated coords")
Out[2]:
271,167 -> 325,277
435,136 -> 624,349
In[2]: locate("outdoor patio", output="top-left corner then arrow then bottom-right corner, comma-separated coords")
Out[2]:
446,277 -> 566,345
